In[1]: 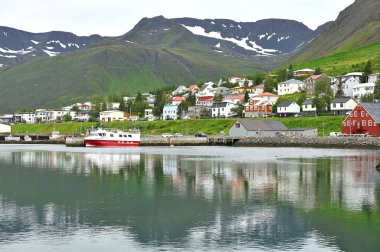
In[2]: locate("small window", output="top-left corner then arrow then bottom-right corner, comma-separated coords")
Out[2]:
235,122 -> 240,128
347,121 -> 351,126
110,134 -> 114,137
361,111 -> 365,117
353,120 -> 356,126
362,120 -> 366,127
368,120 -> 372,126
119,134 -> 123,138
354,111 -> 357,117
124,135 -> 128,137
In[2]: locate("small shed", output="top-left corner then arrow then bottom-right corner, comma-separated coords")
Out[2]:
229,120 -> 287,137
0,124 -> 11,133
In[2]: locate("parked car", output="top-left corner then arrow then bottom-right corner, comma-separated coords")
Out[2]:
195,132 -> 207,137
162,133 -> 173,138
173,133 -> 183,137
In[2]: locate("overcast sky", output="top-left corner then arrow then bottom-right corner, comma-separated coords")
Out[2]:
0,0 -> 355,36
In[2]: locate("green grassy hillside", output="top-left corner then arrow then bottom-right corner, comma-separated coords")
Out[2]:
11,116 -> 346,137
293,41 -> 380,76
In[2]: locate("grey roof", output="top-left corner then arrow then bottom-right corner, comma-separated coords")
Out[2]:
212,102 -> 228,108
303,99 -> 313,105
278,100 -> 295,107
238,120 -> 288,131
331,97 -> 352,104
279,79 -> 305,85
361,103 -> 380,123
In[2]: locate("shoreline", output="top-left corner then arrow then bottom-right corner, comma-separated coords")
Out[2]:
0,136 -> 380,149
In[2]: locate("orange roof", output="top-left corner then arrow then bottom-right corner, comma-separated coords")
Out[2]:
188,85 -> 199,91
172,96 -> 186,101
254,92 -> 279,97
223,95 -> 244,100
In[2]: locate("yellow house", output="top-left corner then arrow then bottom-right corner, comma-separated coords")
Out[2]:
99,110 -> 126,122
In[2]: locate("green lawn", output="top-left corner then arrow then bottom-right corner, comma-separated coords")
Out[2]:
11,116 -> 346,137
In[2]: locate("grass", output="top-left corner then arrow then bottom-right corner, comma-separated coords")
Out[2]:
11,116 -> 346,137
293,41 -> 380,76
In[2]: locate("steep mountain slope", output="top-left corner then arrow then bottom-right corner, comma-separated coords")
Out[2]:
0,26 -> 104,68
293,0 -> 380,63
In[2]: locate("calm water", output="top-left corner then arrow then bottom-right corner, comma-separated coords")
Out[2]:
0,145 -> 380,252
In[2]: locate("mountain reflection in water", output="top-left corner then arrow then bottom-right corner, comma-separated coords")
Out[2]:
0,146 -> 379,252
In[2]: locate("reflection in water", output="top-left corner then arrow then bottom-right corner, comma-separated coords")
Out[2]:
0,147 -> 379,251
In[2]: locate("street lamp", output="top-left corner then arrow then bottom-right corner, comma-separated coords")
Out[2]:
322,122 -> 325,136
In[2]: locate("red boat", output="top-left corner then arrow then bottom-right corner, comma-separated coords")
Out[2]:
84,128 -> 141,147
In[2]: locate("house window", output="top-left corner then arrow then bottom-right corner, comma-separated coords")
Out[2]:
368,120 -> 372,126
343,122 -> 346,126
340,103 -> 343,108
361,111 -> 364,117
333,103 -> 336,108
353,120 -> 356,126
362,120 -> 366,127
235,122 -> 240,128
347,121 -> 351,127
354,111 -> 357,117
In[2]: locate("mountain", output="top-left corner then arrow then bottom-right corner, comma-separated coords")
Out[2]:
0,16 -> 330,112
0,26 -> 104,68
293,0 -> 380,63
174,18 -> 324,56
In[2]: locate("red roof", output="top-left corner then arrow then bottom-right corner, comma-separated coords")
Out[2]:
306,74 -> 323,80
255,84 -> 265,89
172,96 -> 186,101
254,92 -> 279,97
197,96 -> 214,102
188,85 -> 199,91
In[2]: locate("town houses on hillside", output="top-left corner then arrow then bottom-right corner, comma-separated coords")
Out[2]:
1,69 -> 380,133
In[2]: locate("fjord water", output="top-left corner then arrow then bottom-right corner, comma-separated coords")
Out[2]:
0,145 -> 380,252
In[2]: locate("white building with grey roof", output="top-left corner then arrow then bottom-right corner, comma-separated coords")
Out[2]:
277,79 -> 305,96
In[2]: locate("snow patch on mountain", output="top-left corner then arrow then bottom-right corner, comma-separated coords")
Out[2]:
3,32 -> 7,37
31,40 -> 39,45
258,34 -> 266,40
267,33 -> 276,40
215,43 -> 221,48
0,54 -> 17,58
0,47 -> 33,55
126,40 -> 138,45
43,50 -> 60,57
181,25 -> 278,55
46,40 -> 67,49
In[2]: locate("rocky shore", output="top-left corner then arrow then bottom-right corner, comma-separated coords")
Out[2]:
234,136 -> 380,149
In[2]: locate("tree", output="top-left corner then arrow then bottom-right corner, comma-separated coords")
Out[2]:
335,78 -> 344,98
314,76 -> 333,113
72,105 -> 79,112
277,69 -> 287,82
63,114 -> 72,122
214,94 -> 224,103
119,101 -> 126,112
374,79 -> 380,100
314,67 -> 323,75
360,60 -> 372,83
231,102 -> 244,118
244,91 -> 250,103
287,64 -> 294,79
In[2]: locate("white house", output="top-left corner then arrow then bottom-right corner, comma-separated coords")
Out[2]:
302,99 -> 317,117
252,84 -> 265,95
353,83 -> 375,99
100,110 -> 125,122
35,109 -> 51,123
144,109 -> 154,121
163,105 -> 179,120
50,110 -> 72,122
196,96 -> 214,107
19,112 -> 36,124
252,92 -> 279,104
330,98 -> 357,115
342,76 -> 360,97
172,86 -> 188,95
277,101 -> 300,117
277,79 -> 305,96
107,102 -> 121,110
73,111 -> 91,122
368,73 -> 379,84
293,68 -> 314,77
222,95 -> 244,105
199,82 -> 215,96
211,102 -> 237,118
171,96 -> 186,105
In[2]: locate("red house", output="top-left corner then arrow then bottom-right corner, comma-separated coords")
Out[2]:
342,102 -> 380,136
